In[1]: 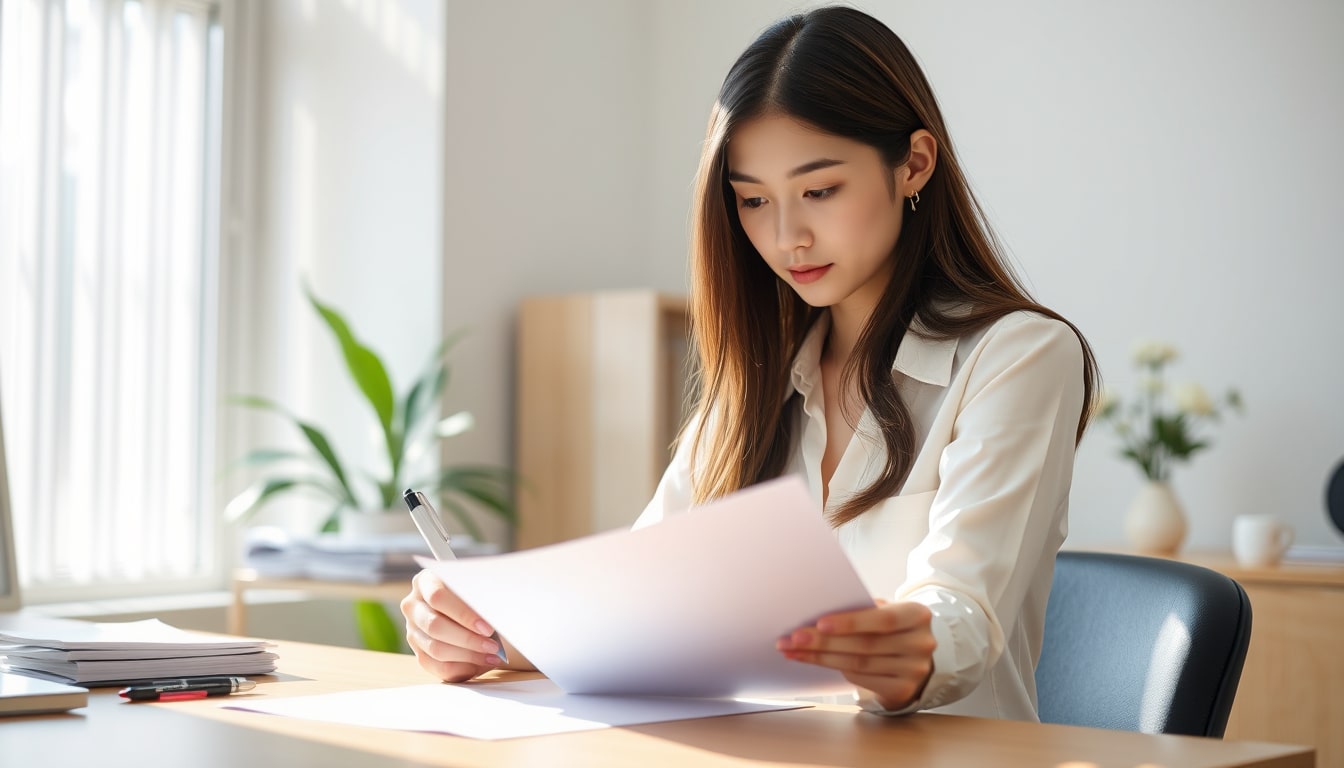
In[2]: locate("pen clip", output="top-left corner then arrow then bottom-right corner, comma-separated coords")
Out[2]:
417,493 -> 452,543
405,488 -> 456,560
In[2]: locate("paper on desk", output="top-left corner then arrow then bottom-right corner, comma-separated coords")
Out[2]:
421,475 -> 875,698
225,678 -> 808,740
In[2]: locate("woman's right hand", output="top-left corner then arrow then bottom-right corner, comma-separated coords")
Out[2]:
401,569 -> 503,682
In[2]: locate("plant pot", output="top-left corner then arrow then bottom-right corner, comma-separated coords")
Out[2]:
1124,481 -> 1187,555
338,508 -> 418,539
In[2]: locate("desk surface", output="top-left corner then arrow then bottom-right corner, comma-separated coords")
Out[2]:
0,640 -> 1313,768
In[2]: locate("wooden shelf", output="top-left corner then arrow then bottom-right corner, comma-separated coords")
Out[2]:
514,291 -> 692,550
228,568 -> 411,636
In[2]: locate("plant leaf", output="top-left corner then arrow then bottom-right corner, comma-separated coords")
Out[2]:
296,421 -> 360,509
353,600 -> 403,653
229,394 -> 360,507
224,477 -> 342,523
306,287 -> 398,463
230,448 -> 307,470
429,466 -> 519,525
231,394 -> 291,413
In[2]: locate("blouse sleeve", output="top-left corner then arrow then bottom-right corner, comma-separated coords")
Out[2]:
862,314 -> 1085,714
631,412 -> 701,530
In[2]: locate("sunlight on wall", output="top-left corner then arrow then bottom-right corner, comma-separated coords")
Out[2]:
1139,612 -> 1191,733
290,102 -> 315,277
335,0 -> 440,97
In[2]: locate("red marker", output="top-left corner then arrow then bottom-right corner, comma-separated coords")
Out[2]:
119,677 -> 256,702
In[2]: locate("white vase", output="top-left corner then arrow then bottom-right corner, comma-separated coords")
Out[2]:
1124,481 -> 1187,555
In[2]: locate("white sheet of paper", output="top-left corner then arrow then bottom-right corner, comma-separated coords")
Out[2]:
420,475 -> 874,698
226,679 -> 807,740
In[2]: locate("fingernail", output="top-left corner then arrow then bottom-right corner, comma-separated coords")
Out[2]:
475,620 -> 494,635
776,637 -> 793,651
481,638 -> 500,655
482,655 -> 501,668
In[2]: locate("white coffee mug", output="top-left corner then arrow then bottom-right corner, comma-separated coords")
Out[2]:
1232,514 -> 1295,567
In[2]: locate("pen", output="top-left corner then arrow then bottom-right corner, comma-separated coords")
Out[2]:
119,677 -> 256,702
403,488 -> 508,663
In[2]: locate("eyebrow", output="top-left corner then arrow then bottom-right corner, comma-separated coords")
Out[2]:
726,158 -> 846,184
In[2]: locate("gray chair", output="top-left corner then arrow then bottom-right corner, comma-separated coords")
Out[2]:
1035,551 -> 1252,737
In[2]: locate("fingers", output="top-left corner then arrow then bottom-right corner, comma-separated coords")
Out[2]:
816,601 -> 932,635
777,603 -> 933,655
408,570 -> 497,638
401,570 -> 501,682
776,601 -> 935,688
775,601 -> 936,711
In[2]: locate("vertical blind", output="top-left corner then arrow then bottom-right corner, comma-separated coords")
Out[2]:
0,0 -> 223,601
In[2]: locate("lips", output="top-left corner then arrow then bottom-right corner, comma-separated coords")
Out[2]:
788,264 -> 832,284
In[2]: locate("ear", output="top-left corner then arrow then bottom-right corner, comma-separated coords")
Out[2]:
895,129 -> 937,197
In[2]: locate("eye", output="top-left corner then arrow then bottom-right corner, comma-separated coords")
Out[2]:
804,186 -> 838,200
739,196 -> 766,210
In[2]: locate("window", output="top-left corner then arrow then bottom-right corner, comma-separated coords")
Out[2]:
0,0 -> 224,601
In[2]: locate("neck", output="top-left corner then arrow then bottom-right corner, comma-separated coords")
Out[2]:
825,301 -> 868,369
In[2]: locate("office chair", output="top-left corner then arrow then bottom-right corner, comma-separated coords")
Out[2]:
1035,551 -> 1252,738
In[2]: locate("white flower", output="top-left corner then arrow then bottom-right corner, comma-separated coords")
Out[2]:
1131,340 -> 1179,368
1174,382 -> 1215,416
1140,375 -> 1165,395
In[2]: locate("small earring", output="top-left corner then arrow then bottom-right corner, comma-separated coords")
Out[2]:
908,191 -> 920,212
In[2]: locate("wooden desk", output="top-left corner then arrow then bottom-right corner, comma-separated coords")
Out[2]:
228,568 -> 411,635
0,640 -> 1314,767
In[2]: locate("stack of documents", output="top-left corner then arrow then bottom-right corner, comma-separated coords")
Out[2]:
244,528 -> 498,583
0,619 -> 277,686
300,532 -> 437,583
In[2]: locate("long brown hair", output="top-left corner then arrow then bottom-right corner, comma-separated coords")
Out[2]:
686,6 -> 1099,525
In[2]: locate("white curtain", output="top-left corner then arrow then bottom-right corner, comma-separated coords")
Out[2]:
0,0 -> 223,600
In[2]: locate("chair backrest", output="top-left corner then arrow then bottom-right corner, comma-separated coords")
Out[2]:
1035,551 -> 1251,738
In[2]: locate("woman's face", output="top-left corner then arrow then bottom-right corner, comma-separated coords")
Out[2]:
726,114 -> 905,314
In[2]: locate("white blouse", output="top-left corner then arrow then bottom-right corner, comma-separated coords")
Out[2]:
633,310 -> 1085,721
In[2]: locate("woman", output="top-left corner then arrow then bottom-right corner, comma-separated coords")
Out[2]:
402,5 -> 1098,721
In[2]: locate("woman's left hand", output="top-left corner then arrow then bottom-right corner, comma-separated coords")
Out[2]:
776,599 -> 936,711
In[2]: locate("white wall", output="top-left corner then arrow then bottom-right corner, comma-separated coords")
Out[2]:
439,0 -> 660,545
240,0 -> 445,531
445,0 -> 1344,551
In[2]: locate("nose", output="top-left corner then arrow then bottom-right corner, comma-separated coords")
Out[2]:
774,201 -> 812,253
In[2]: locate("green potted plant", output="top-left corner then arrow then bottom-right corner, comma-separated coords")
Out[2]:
225,287 -> 516,650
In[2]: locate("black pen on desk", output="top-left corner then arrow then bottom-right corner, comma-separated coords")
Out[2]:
119,676 -> 256,702
403,488 -> 508,663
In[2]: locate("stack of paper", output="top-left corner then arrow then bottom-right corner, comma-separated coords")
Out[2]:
0,619 -> 277,686
243,528 -> 499,583
300,532 -> 436,583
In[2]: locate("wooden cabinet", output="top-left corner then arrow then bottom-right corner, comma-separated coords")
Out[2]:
514,291 -> 692,550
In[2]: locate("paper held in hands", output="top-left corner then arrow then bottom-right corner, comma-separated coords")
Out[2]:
229,475 -> 875,739
422,474 -> 874,699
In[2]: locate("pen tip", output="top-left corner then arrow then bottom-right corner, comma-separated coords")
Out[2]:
402,488 -> 417,507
